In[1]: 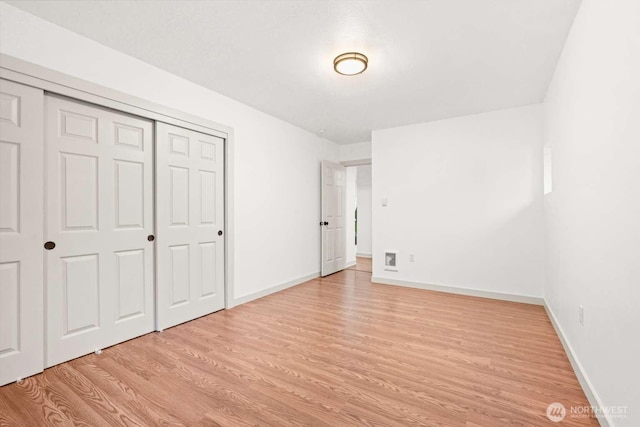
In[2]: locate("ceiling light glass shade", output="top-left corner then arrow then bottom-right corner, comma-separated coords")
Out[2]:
334,52 -> 368,75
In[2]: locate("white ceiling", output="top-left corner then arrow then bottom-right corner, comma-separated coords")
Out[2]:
8,0 -> 581,144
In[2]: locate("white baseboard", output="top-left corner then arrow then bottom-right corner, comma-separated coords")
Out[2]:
230,272 -> 319,308
356,253 -> 372,258
371,276 -> 544,305
345,261 -> 357,269
544,303 -> 610,427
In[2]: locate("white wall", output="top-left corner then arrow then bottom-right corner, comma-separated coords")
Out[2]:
345,167 -> 357,266
339,141 -> 371,163
0,3 -> 339,302
544,0 -> 640,425
372,105 -> 545,298
356,164 -> 372,256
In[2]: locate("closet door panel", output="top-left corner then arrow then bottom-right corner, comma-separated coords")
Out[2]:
45,95 -> 154,367
0,79 -> 44,386
156,122 -> 225,330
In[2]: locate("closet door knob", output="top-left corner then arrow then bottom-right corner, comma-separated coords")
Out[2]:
147,235 -> 155,242
44,241 -> 56,250
218,230 -> 223,236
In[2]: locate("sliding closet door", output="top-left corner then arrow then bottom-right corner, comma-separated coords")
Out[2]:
44,95 -> 154,367
156,122 -> 225,330
0,80 -> 44,385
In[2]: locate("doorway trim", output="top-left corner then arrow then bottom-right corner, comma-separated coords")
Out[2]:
0,53 -> 236,309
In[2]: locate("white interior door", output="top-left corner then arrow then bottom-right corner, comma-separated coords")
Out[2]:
156,122 -> 225,330
44,95 -> 154,367
321,160 -> 346,276
0,79 -> 44,385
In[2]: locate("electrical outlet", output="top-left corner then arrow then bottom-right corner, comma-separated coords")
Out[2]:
579,305 -> 584,326
409,254 -> 415,262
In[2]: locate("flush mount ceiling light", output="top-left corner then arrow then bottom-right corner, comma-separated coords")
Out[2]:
333,52 -> 368,76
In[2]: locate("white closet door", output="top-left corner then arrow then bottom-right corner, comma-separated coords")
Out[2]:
321,161 -> 346,276
0,80 -> 44,385
156,122 -> 225,330
45,95 -> 154,367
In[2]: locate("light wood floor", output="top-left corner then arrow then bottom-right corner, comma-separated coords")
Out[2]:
0,270 -> 597,426
347,256 -> 373,273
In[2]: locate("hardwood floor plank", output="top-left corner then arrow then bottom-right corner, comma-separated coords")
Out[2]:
45,379 -> 112,427
0,269 -> 598,426
0,383 -> 45,427
348,257 -> 373,273
54,363 -> 148,426
73,361 -> 185,427
9,375 -> 68,425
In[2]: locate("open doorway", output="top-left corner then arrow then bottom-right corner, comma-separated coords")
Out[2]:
345,164 -> 372,273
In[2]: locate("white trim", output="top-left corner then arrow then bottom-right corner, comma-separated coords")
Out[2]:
0,54 -> 236,310
356,253 -> 373,258
341,159 -> 372,167
344,261 -> 357,269
544,302 -> 611,427
224,132 -> 235,310
371,277 -> 544,305
230,272 -> 320,308
0,54 -> 229,136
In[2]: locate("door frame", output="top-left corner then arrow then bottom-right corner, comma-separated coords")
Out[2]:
0,53 -> 236,310
341,159 -> 372,270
